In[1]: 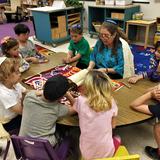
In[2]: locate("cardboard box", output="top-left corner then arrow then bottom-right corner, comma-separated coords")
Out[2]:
58,16 -> 66,32
58,16 -> 66,24
51,28 -> 60,39
59,31 -> 67,38
111,13 -> 119,19
105,0 -> 115,5
111,13 -> 124,19
118,13 -> 124,19
115,0 -> 132,5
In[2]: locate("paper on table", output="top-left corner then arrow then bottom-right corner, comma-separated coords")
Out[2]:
68,69 -> 88,86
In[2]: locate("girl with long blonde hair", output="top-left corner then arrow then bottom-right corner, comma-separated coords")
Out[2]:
73,70 -> 120,160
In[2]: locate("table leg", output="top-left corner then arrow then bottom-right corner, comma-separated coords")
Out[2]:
144,25 -> 149,49
136,26 -> 139,41
126,23 -> 129,38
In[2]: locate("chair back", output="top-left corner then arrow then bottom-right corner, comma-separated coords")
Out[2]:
11,135 -> 70,160
95,155 -> 140,160
95,146 -> 140,160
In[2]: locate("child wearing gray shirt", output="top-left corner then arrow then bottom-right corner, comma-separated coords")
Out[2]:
19,75 -> 75,146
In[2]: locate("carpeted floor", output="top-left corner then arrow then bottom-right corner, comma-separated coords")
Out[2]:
0,21 -> 35,41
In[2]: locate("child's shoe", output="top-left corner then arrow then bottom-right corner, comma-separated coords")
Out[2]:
145,146 -> 160,160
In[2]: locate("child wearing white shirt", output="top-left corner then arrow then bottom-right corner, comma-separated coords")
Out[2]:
0,57 -> 27,132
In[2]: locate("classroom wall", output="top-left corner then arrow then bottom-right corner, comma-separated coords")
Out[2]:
82,1 -> 160,29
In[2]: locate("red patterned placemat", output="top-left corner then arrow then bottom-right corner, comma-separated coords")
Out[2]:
23,64 -> 80,90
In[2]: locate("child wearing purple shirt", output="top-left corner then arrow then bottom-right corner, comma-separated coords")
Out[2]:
128,41 -> 160,83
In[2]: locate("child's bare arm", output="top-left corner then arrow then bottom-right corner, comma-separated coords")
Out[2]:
65,92 -> 76,115
67,53 -> 81,63
146,85 -> 159,93
63,51 -> 73,63
130,92 -> 152,108
128,74 -> 143,84
130,92 -> 153,115
67,51 -> 73,59
65,91 -> 75,106
9,102 -> 23,115
112,116 -> 116,129
25,57 -> 39,63
87,61 -> 95,70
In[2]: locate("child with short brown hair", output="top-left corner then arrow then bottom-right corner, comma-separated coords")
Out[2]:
63,24 -> 91,69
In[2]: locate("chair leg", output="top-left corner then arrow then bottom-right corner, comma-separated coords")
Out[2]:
3,140 -> 10,160
56,136 -> 70,160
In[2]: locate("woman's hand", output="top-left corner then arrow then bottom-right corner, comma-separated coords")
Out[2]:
97,68 -> 107,73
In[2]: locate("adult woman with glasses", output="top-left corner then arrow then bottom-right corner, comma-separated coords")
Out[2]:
87,20 -> 135,79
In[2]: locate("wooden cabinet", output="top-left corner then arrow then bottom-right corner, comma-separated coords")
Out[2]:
30,7 -> 83,47
88,4 -> 140,37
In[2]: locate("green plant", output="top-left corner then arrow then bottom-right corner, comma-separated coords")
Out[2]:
64,0 -> 83,7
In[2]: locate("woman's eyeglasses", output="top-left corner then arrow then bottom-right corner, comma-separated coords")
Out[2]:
99,33 -> 113,39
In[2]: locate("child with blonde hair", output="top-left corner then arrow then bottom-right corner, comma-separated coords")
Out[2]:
0,57 -> 27,132
1,36 -> 30,72
73,70 -> 120,160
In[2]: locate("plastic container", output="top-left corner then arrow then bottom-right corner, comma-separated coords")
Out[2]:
92,22 -> 101,32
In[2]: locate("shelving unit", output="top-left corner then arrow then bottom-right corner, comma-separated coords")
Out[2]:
88,4 -> 140,37
21,0 -> 53,16
30,6 -> 83,47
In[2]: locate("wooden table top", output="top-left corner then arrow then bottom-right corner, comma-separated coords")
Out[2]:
57,79 -> 156,127
21,52 -> 67,81
22,53 -> 156,127
126,20 -> 156,25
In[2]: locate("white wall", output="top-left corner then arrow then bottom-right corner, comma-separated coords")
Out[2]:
136,0 -> 160,19
82,0 -> 160,28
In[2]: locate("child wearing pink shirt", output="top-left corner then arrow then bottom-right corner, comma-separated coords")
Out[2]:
73,70 -> 121,160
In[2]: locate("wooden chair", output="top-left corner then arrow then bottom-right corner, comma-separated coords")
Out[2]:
95,146 -> 140,160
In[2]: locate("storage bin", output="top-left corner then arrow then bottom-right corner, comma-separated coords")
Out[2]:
111,12 -> 124,19
105,0 -> 115,5
92,22 -> 102,33
154,32 -> 160,44
132,12 -> 144,20
115,0 -> 132,5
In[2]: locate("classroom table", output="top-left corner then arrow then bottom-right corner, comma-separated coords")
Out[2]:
22,53 -> 156,127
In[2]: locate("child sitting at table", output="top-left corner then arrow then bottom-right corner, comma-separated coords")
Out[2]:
130,85 -> 160,159
0,57 -> 27,132
128,41 -> 160,83
63,24 -> 91,69
14,23 -> 47,63
1,36 -> 30,72
19,75 -> 75,147
73,70 -> 121,160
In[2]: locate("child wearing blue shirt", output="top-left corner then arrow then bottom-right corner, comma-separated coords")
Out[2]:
88,20 -> 130,79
